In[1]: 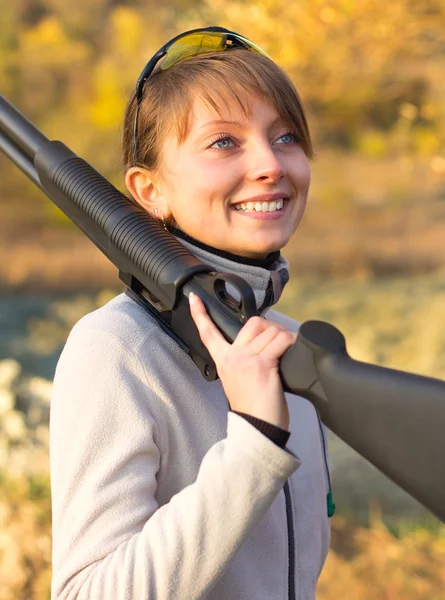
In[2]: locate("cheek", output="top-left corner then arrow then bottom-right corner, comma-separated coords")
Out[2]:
169,155 -> 229,191
180,162 -> 238,209
297,156 -> 311,185
292,164 -> 311,198
193,157 -> 238,186
161,172 -> 223,226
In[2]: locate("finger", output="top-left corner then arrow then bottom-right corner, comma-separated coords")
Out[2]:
233,316 -> 269,347
247,325 -> 283,355
189,293 -> 230,359
235,316 -> 289,348
261,330 -> 297,362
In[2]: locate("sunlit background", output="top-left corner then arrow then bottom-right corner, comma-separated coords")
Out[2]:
1,0 -> 445,598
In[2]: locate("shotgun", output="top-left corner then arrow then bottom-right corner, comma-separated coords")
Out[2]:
1,94 -> 444,522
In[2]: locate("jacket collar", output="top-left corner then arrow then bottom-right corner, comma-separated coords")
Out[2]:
174,231 -> 289,314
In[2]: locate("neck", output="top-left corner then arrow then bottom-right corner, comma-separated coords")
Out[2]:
173,228 -> 281,269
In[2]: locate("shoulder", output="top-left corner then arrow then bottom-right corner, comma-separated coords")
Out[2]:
61,291 -> 189,373
264,308 -> 300,333
68,292 -> 162,349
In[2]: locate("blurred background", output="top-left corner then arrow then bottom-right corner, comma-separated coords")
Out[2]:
1,0 -> 445,598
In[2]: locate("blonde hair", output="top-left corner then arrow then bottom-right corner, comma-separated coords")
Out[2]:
122,49 -> 313,173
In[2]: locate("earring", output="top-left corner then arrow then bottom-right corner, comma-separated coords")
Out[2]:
153,207 -> 167,230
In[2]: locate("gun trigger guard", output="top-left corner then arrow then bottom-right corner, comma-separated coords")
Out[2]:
212,273 -> 258,322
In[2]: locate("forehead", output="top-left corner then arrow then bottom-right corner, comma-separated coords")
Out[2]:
188,92 -> 284,133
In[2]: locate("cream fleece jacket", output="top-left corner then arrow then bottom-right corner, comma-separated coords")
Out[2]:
50,244 -> 330,600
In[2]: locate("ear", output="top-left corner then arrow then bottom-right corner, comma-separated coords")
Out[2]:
124,167 -> 172,218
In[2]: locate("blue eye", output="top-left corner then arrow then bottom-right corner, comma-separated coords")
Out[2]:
207,131 -> 301,150
276,131 -> 301,145
209,136 -> 236,150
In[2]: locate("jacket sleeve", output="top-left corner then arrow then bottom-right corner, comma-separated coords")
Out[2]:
50,325 -> 301,600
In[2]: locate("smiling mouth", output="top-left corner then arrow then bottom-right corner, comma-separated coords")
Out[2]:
232,199 -> 285,213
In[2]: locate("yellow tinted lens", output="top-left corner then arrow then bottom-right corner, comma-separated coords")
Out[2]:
161,33 -> 226,70
235,35 -> 271,59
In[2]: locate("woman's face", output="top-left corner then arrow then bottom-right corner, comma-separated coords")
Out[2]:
142,93 -> 310,258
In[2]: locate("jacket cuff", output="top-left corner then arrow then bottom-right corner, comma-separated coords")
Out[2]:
231,411 -> 291,448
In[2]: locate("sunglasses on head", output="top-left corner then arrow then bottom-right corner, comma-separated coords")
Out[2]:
132,26 -> 270,163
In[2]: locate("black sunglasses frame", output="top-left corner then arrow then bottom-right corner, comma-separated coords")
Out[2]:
131,26 -> 256,164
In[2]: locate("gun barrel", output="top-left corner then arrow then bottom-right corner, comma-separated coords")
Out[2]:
0,95 -> 48,159
0,132 -> 43,190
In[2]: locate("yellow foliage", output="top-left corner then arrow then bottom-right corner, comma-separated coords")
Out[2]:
111,7 -> 145,59
19,16 -> 89,69
1,0 -> 444,204
183,0 -> 445,154
87,6 -> 169,131
89,59 -> 128,130
358,131 -> 388,158
1,5 -> 445,596
414,128 -> 441,156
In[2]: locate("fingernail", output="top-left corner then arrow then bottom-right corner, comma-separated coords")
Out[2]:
189,292 -> 196,303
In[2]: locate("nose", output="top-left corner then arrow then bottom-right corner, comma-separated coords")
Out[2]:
246,142 -> 285,183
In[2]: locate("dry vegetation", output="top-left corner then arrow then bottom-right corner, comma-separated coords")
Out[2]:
1,0 -> 445,291
2,158 -> 445,293
1,0 -> 445,597
318,516 -> 445,600
1,273 -> 445,599
0,474 -> 52,600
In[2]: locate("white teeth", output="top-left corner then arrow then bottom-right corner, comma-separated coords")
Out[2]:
234,198 -> 286,212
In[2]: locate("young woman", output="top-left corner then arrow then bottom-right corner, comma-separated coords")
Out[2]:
50,26 -> 331,600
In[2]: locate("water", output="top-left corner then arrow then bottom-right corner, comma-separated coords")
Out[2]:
0,294 -> 63,380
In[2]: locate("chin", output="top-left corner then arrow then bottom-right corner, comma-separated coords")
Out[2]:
235,242 -> 284,259
240,234 -> 288,258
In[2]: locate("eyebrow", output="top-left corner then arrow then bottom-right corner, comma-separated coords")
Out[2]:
199,116 -> 285,131
199,119 -> 242,130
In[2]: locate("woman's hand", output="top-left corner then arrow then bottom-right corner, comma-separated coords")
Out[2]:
189,292 -> 297,430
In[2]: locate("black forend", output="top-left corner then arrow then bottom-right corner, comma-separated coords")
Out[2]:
34,141 -> 213,309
